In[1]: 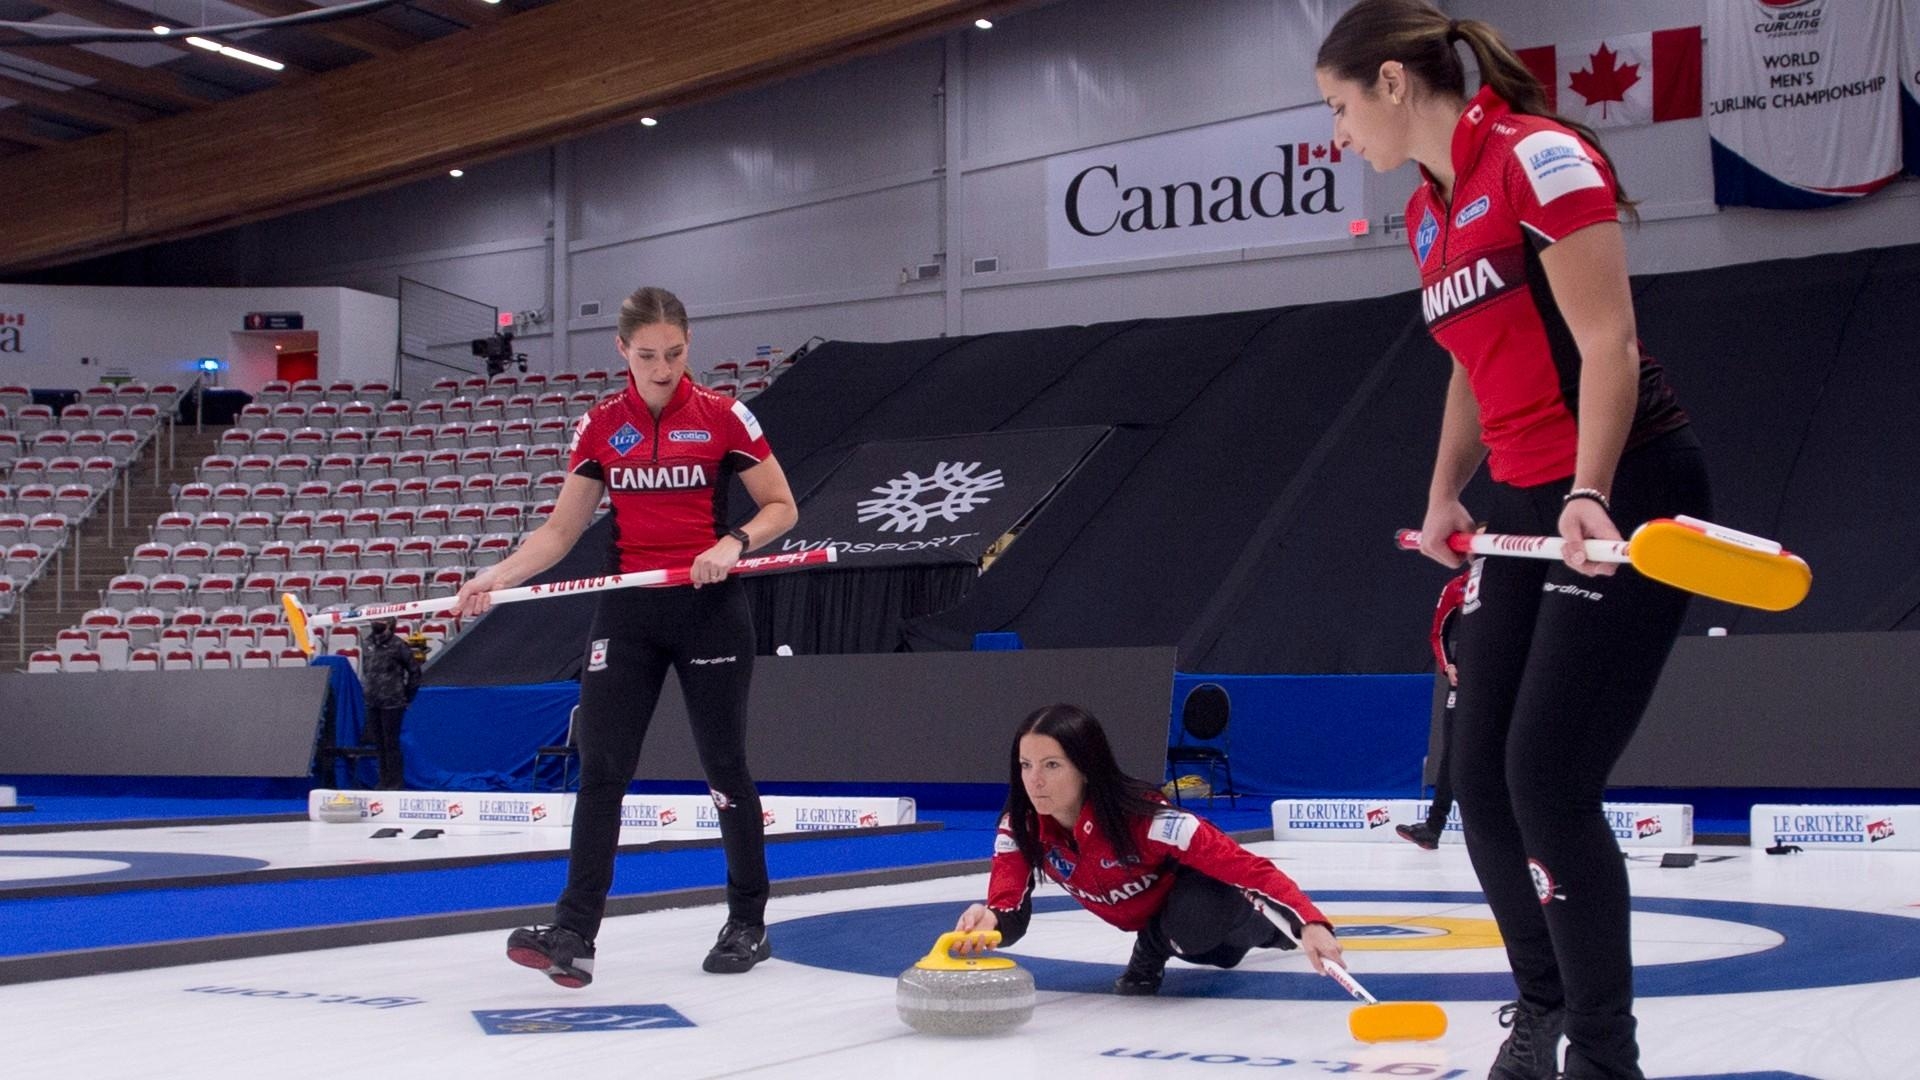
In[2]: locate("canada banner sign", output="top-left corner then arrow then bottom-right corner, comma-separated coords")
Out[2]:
1044,105 -> 1364,269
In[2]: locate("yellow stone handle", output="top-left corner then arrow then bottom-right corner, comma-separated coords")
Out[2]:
918,930 -> 1014,971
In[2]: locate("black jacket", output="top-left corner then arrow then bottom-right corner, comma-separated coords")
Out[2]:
360,630 -> 421,708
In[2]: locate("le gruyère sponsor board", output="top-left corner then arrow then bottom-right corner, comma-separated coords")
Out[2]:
306,790 -> 573,825
1750,804 -> 1918,850
1270,799 -> 1692,847
760,795 -> 915,832
309,791 -> 917,834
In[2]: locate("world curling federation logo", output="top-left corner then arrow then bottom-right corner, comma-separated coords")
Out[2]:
855,461 -> 1005,533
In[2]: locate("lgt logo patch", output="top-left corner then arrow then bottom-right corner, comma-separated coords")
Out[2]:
1365,806 -> 1391,829
607,423 -> 644,457
1869,818 -> 1896,843
1635,816 -> 1662,838
1414,207 -> 1439,265
1045,847 -> 1077,879
473,1005 -> 695,1035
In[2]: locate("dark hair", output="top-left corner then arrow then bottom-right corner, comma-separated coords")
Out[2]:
1315,0 -> 1635,218
1000,704 -> 1165,882
616,285 -> 689,341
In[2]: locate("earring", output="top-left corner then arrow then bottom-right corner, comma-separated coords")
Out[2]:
1392,93 -> 1403,105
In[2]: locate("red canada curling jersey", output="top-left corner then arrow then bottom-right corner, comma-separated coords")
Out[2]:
1406,85 -> 1686,487
1430,570 -> 1468,671
986,802 -> 1329,935
567,374 -> 771,573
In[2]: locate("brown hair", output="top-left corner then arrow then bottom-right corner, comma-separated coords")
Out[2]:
616,286 -> 689,341
1315,0 -> 1635,218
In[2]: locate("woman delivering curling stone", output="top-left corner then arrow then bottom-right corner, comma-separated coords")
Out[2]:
1315,4 -> 1711,1077
453,286 -> 798,985
953,704 -> 1342,994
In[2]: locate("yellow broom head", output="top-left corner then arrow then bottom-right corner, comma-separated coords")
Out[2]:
1628,517 -> 1810,612
1348,1001 -> 1449,1043
280,592 -> 316,656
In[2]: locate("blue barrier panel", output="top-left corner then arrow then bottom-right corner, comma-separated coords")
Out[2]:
403,682 -> 577,791
1169,674 -> 1430,796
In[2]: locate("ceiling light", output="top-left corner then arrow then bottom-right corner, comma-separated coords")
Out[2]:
449,169 -> 464,178
218,45 -> 285,71
183,35 -> 284,71
639,116 -> 658,127
152,25 -> 171,35
974,18 -> 993,30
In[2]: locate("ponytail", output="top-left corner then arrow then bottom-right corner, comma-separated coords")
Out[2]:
1317,0 -> 1637,220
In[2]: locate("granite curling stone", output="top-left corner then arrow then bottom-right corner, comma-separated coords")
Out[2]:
896,931 -> 1035,1035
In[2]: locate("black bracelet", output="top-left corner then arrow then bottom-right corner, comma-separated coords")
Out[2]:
727,526 -> 751,548
1562,487 -> 1610,511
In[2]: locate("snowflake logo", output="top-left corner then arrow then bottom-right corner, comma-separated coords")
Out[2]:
855,461 -> 1005,533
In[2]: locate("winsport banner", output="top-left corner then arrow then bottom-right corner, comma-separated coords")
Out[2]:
775,427 -> 1109,567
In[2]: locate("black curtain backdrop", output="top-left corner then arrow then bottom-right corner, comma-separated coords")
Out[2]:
746,566 -> 976,655
436,241 -> 1920,681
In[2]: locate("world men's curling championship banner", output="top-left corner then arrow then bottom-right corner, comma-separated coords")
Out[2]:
1044,105 -> 1365,269
1905,0 -> 1920,175
774,426 -> 1108,566
1707,0 -> 1905,208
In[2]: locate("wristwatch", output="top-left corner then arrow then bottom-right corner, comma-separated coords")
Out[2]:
727,526 -> 751,548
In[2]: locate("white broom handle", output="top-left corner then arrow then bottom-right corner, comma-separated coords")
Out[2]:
1322,959 -> 1379,1005
304,549 -> 835,629
1396,529 -> 1631,564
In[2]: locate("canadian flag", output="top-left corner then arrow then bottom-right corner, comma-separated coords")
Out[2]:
1295,141 -> 1342,164
1517,26 -> 1702,129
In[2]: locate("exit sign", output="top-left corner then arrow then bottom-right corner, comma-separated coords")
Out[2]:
244,312 -> 304,330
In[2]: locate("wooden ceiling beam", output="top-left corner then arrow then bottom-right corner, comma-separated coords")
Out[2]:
29,0 -> 314,79
406,0 -> 508,29
0,37 -> 221,109
218,0 -> 422,58
0,71 -> 159,127
0,0 -> 1007,272
0,108 -> 65,146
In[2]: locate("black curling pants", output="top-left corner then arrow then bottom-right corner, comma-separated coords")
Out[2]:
1447,427 -> 1709,1080
1153,869 -> 1288,968
554,579 -> 767,940
1424,675 -> 1457,830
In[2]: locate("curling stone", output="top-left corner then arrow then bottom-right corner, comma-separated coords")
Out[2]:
896,931 -> 1035,1036
316,792 -> 363,824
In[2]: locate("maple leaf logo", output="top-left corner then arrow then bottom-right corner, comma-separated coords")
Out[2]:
1567,43 -> 1640,119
